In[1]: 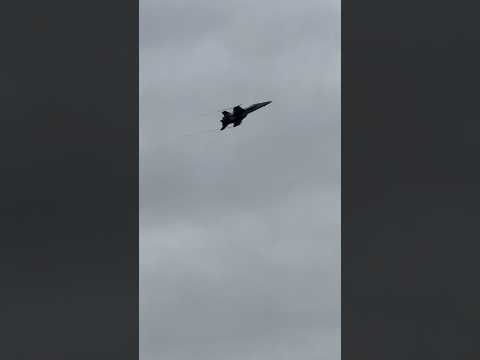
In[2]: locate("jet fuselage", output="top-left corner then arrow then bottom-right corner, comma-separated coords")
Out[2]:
220,101 -> 271,130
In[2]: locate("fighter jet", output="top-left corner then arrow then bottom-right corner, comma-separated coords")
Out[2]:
220,101 -> 272,130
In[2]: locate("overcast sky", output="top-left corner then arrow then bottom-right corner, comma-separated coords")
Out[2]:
140,0 -> 340,358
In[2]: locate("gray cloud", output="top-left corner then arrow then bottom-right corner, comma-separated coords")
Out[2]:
140,0 -> 340,358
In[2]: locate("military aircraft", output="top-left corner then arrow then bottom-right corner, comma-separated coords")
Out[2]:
220,101 -> 272,130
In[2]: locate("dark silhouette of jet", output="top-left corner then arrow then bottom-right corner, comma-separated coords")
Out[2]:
220,101 -> 272,130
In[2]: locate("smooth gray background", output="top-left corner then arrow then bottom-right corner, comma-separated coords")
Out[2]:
140,0 -> 340,358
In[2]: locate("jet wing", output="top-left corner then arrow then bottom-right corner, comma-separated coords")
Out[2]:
233,105 -> 244,115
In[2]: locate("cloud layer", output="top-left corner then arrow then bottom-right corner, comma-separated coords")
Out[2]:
140,0 -> 340,358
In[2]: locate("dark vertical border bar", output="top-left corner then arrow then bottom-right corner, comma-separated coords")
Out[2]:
1,1 -> 138,358
343,0 -> 480,358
